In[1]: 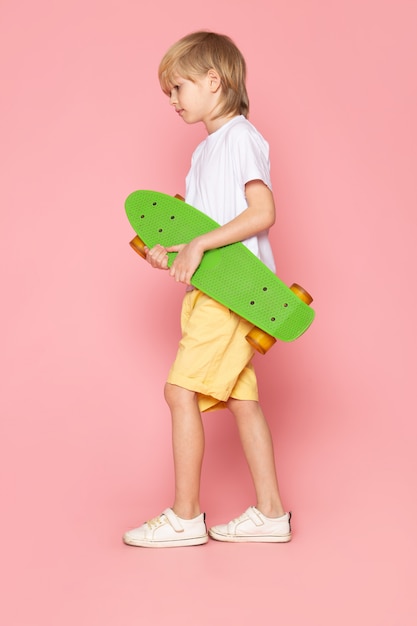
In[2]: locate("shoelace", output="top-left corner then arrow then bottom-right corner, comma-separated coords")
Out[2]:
146,515 -> 165,529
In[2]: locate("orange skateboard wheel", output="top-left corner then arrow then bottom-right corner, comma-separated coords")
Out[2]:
245,327 -> 277,355
289,283 -> 313,305
129,235 -> 147,259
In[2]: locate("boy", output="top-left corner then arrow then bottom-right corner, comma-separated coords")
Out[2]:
123,31 -> 291,547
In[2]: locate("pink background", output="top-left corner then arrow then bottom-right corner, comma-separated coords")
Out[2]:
1,0 -> 416,624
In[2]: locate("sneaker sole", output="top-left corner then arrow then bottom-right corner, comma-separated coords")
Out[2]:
208,529 -> 291,543
123,534 -> 209,548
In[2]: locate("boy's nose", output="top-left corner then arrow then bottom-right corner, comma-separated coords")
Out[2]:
169,89 -> 178,105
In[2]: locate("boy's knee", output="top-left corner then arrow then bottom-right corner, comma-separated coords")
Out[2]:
164,382 -> 197,409
164,382 -> 176,407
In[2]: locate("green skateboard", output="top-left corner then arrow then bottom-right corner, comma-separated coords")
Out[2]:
125,190 -> 315,354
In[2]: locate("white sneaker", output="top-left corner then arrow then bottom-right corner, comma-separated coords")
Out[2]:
123,508 -> 208,548
208,506 -> 292,543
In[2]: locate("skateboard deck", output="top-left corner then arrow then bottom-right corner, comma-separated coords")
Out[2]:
125,190 -> 315,349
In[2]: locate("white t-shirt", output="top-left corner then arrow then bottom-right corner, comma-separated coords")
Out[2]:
185,115 -> 276,272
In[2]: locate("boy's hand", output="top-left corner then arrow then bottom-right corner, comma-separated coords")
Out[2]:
166,239 -> 204,285
145,244 -> 169,270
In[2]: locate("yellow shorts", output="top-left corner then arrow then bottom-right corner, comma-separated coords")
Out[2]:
167,289 -> 258,412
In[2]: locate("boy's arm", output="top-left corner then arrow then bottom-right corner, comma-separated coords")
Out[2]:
167,180 -> 275,285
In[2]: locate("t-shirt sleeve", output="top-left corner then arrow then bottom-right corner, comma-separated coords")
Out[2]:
233,128 -> 272,190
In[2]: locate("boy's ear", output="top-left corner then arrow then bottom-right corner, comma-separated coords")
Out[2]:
207,69 -> 221,92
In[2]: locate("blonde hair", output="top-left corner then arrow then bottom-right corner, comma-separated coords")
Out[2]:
158,31 -> 249,118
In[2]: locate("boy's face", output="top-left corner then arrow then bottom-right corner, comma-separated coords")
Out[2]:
168,71 -> 224,133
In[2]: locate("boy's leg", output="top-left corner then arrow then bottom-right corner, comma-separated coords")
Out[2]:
208,398 -> 291,543
164,382 -> 204,519
122,382 -> 207,547
227,398 -> 285,518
